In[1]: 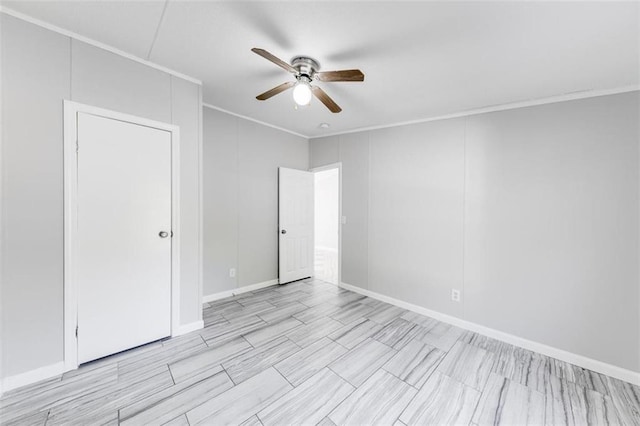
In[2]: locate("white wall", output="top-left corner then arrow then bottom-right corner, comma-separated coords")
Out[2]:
203,107 -> 309,297
370,119 -> 466,318
309,92 -> 640,373
463,96 -> 639,372
1,14 -> 203,380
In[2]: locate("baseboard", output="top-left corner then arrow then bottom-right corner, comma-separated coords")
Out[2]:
0,361 -> 65,395
175,320 -> 204,336
203,279 -> 279,304
0,317 -> 205,396
339,281 -> 640,386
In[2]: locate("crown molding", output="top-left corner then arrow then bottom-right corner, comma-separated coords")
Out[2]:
0,6 -> 202,86
311,85 -> 640,139
4,5 -> 633,138
203,103 -> 309,139
206,85 -> 638,140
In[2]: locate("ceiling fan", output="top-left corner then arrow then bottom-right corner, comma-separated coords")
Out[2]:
252,48 -> 365,113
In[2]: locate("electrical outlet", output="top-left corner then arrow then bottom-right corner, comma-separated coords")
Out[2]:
229,268 -> 236,278
341,215 -> 347,225
451,289 -> 461,302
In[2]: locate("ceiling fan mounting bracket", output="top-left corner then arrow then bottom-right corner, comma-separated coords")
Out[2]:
291,56 -> 320,79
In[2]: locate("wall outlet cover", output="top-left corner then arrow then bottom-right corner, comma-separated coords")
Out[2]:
451,289 -> 461,302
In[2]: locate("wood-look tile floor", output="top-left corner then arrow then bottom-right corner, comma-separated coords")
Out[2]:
2,278 -> 639,425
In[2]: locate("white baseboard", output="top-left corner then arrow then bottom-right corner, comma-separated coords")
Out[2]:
1,280 -> 276,397
175,320 -> 204,336
203,279 -> 279,304
1,317 -> 204,396
339,282 -> 640,386
1,361 -> 65,395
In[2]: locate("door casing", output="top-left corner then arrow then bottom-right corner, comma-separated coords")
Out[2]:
62,100 -> 181,372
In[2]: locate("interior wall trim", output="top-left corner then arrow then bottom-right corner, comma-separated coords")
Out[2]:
0,362 -> 65,396
0,6 -> 202,86
339,281 -> 640,386
208,87 -> 638,140
202,103 -> 308,139
202,279 -> 279,304
310,86 -> 640,139
2,5 -> 634,139
0,319 -> 204,395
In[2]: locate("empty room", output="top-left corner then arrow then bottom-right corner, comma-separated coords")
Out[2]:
0,1 -> 638,425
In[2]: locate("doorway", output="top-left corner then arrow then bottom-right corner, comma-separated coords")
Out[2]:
312,164 -> 341,285
63,101 -> 181,371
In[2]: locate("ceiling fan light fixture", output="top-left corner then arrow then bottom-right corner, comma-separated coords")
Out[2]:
252,48 -> 364,113
292,78 -> 312,106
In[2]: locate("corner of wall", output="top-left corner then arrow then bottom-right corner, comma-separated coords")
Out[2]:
197,84 -> 204,322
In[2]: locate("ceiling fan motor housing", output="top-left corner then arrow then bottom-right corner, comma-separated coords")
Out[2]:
291,56 -> 320,80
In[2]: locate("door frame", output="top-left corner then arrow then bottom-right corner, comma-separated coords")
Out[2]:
278,167 -> 315,284
310,163 -> 342,286
62,100 -> 181,371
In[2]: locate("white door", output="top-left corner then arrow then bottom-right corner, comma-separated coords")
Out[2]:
76,112 -> 172,364
279,167 -> 314,284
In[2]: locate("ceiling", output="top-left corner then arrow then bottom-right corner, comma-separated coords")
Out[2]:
2,1 -> 638,138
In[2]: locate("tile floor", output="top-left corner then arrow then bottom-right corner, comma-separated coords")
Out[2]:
1,278 -> 638,425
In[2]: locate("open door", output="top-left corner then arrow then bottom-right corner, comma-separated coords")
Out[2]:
279,167 -> 314,284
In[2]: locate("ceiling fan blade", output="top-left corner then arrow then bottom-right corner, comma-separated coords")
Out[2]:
256,81 -> 295,100
314,69 -> 365,82
251,48 -> 297,74
311,86 -> 342,113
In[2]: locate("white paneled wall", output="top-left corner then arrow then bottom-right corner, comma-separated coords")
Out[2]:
203,108 -> 239,295
71,39 -> 172,122
171,77 -> 203,325
463,96 -> 640,372
203,108 -> 309,296
310,92 -> 640,373
369,119 -> 465,318
336,133 -> 369,287
2,14 -> 71,380
1,14 -> 202,380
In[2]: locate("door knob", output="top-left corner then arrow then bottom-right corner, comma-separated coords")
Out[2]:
281,229 -> 287,234
159,231 -> 169,238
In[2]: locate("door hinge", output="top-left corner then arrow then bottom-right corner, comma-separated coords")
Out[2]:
75,325 -> 78,338
75,139 -> 79,153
